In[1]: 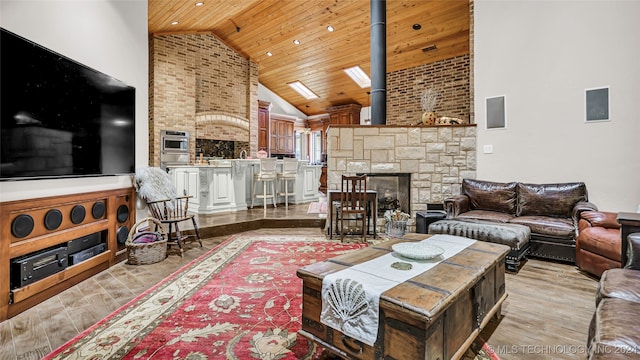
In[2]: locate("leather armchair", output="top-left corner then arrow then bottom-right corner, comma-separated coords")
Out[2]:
576,211 -> 621,278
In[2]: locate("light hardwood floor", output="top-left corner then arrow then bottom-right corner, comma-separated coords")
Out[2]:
0,204 -> 599,360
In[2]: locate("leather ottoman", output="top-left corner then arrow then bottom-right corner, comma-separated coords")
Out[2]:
428,219 -> 530,271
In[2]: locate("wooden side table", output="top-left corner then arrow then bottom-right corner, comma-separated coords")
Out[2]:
617,212 -> 640,266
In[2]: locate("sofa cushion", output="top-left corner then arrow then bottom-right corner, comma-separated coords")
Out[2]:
455,209 -> 515,223
462,179 -> 517,215
516,182 -> 587,218
597,268 -> 640,305
578,227 -> 622,262
588,298 -> 640,359
509,215 -> 575,239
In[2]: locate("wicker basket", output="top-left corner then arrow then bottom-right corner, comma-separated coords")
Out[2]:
126,217 -> 167,265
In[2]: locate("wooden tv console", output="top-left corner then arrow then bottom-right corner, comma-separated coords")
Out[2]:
0,187 -> 136,321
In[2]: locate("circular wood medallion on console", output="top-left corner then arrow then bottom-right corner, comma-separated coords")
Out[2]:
11,214 -> 34,238
116,204 -> 129,223
92,202 -> 106,219
44,209 -> 63,230
117,225 -> 129,244
70,205 -> 86,224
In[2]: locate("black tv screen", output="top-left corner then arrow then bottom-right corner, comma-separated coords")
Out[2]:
1,28 -> 135,181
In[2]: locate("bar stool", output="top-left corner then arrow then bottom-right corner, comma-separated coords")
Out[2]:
252,158 -> 277,209
277,158 -> 298,208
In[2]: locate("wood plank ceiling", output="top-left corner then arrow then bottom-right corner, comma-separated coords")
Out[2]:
148,0 -> 470,116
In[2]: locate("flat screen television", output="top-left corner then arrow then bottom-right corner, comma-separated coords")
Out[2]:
0,27 -> 136,181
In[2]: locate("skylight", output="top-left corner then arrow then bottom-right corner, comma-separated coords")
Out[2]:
288,81 -> 319,99
344,66 -> 371,88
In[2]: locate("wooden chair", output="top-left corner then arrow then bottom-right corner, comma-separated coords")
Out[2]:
338,175 -> 368,242
134,167 -> 202,257
145,196 -> 202,257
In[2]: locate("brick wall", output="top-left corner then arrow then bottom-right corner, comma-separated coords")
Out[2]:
469,0 -> 475,123
386,54 -> 471,126
195,113 -> 249,142
149,34 -> 258,166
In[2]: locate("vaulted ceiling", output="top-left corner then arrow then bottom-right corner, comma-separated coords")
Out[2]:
148,0 -> 470,116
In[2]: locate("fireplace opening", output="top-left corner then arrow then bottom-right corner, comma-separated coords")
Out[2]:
359,173 -> 411,217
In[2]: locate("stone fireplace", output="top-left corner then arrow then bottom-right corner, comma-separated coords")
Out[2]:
327,124 -> 477,217
361,173 -> 411,217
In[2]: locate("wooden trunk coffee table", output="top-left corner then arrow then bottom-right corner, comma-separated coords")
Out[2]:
297,234 -> 510,360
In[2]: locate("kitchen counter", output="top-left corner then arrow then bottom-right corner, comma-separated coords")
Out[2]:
167,160 -> 321,214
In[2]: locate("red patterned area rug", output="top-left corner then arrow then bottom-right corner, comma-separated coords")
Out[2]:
44,233 -> 500,360
463,336 -> 502,360
44,234 -> 365,360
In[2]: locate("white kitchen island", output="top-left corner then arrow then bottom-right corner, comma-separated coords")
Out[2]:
168,160 -> 321,214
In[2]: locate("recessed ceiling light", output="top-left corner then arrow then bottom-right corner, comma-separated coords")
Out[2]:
171,21 -> 179,25
195,1 -> 204,6
327,25 -> 334,32
266,51 -> 273,56
293,39 -> 300,45
288,81 -> 319,100
412,23 -> 422,30
344,66 -> 371,88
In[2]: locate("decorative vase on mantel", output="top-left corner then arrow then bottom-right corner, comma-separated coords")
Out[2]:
421,111 -> 437,125
420,88 -> 440,126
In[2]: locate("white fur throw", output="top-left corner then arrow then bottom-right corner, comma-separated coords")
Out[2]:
134,167 -> 177,202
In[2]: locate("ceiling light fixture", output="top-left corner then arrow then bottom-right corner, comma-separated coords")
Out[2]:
171,21 -> 179,25
327,25 -> 334,32
266,51 -> 273,56
293,39 -> 300,45
288,81 -> 319,100
344,66 -> 371,88
412,23 -> 422,30
195,2 -> 204,6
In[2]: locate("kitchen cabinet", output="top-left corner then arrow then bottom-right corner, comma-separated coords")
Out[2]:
169,165 -> 241,214
302,166 -> 321,198
270,118 -> 294,155
258,101 -> 270,152
172,167 -> 200,205
327,103 -> 362,125
168,161 -> 320,213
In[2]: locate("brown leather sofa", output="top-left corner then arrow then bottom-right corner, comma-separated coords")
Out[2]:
444,178 -> 597,263
576,211 -> 622,278
588,233 -> 640,359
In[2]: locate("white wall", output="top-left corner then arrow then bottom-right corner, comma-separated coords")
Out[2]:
474,0 -> 640,212
258,83 -> 307,119
0,0 -> 149,202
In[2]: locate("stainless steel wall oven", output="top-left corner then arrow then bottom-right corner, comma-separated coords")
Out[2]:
160,130 -> 190,170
